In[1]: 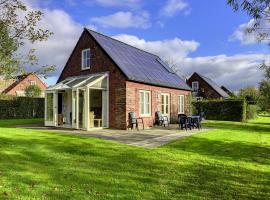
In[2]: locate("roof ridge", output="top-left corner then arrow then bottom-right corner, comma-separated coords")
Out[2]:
195,72 -> 229,98
86,28 -> 158,58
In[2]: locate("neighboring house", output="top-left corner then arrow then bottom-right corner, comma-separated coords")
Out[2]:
0,74 -> 47,97
187,72 -> 230,99
221,86 -> 234,97
45,28 -> 191,130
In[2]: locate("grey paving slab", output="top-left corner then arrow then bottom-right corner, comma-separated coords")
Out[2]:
16,124 -> 212,148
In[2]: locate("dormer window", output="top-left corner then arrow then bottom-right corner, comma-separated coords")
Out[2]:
81,48 -> 91,70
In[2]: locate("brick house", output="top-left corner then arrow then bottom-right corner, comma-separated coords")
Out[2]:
1,73 -> 47,97
187,72 -> 230,100
45,28 -> 191,130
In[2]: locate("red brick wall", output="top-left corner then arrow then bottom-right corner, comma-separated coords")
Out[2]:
126,81 -> 190,128
58,30 -> 127,129
187,73 -> 222,99
6,74 -> 47,96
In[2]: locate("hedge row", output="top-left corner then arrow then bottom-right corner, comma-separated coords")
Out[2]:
193,99 -> 247,122
0,97 -> 44,119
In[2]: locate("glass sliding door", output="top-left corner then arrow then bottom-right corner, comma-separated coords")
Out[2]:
78,89 -> 85,129
45,92 -> 56,126
161,93 -> 170,120
89,89 -> 103,128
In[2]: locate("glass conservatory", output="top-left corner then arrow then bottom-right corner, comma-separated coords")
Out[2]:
44,73 -> 109,130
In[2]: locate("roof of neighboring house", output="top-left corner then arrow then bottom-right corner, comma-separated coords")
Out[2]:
1,73 -> 47,94
221,85 -> 233,96
195,72 -> 230,98
0,78 -> 17,93
86,29 -> 191,91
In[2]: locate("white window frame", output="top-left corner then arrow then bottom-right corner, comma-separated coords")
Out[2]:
139,90 -> 151,116
178,95 -> 185,114
192,81 -> 199,91
30,81 -> 36,85
161,93 -> 170,116
81,48 -> 91,70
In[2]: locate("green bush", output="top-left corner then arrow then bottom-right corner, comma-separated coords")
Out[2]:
25,85 -> 42,97
246,105 -> 259,120
0,97 -> 44,119
193,99 -> 247,122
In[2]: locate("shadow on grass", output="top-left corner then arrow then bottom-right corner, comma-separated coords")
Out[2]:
0,131 -> 269,199
203,121 -> 270,134
166,137 -> 270,165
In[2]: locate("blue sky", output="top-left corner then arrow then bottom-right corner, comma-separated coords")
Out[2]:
25,0 -> 269,90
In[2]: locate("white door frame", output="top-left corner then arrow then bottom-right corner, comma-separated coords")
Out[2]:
44,91 -> 58,126
161,93 -> 170,120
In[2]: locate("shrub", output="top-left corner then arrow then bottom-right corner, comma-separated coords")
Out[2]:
193,99 -> 247,122
246,105 -> 259,120
0,97 -> 44,119
25,85 -> 42,97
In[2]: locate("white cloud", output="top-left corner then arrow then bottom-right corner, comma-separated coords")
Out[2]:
113,34 -> 199,60
179,54 -> 267,90
112,34 -> 268,90
20,1 -> 268,90
161,0 -> 189,17
91,11 -> 151,29
20,0 -> 84,85
231,18 -> 270,45
92,0 -> 140,7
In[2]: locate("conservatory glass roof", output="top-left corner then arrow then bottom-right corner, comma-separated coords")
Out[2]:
46,73 -> 107,91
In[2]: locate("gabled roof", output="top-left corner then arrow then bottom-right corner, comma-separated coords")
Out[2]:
1,73 -> 47,94
0,78 -> 16,93
86,29 -> 191,91
221,86 -> 233,96
195,72 -> 230,98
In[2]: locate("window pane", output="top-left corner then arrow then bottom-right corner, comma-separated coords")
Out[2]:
140,102 -> 144,114
46,93 -> 53,121
82,49 -> 90,69
86,58 -> 90,67
139,92 -> 144,114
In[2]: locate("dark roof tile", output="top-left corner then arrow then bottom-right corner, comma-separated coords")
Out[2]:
87,29 -> 191,90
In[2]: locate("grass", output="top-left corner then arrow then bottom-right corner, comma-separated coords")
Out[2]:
0,116 -> 269,199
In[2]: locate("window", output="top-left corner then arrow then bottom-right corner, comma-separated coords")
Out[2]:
161,94 -> 170,115
178,95 -> 184,114
81,49 -> 91,69
192,81 -> 199,91
30,81 -> 36,85
139,90 -> 151,116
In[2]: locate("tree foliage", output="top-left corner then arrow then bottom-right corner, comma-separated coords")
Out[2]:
259,64 -> 270,111
238,86 -> 260,104
0,0 -> 55,78
25,84 -> 41,97
227,0 -> 270,43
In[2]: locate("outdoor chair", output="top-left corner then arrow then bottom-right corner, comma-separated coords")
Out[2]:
154,111 -> 169,127
192,115 -> 202,130
127,112 -> 144,131
178,114 -> 191,130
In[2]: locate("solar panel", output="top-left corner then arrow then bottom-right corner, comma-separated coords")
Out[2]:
88,29 -> 191,91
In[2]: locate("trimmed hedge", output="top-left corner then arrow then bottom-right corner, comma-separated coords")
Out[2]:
193,99 -> 247,122
0,97 -> 44,119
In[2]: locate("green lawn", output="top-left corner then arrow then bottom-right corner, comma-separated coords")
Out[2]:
0,116 -> 269,199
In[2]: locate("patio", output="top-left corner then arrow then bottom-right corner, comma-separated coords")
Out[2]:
16,124 -> 210,148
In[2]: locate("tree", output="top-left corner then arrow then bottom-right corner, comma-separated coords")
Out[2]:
165,59 -> 187,81
258,63 -> 270,111
238,86 -> 260,104
25,85 -> 41,97
227,0 -> 270,44
0,0 -> 55,79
